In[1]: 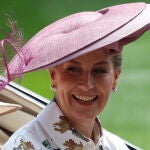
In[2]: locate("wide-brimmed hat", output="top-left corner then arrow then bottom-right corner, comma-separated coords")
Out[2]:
1,2 -> 150,89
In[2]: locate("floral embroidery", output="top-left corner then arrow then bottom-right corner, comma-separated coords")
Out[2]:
13,139 -> 35,150
53,115 -> 89,143
53,116 -> 71,133
53,116 -> 85,149
63,139 -> 83,150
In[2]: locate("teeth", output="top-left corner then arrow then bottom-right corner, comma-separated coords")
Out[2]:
74,95 -> 96,101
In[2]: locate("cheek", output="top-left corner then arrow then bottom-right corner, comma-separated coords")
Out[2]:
95,76 -> 114,93
58,73 -> 78,85
55,74 -> 77,94
105,77 -> 114,89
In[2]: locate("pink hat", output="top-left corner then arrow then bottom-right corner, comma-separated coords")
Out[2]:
1,2 -> 150,89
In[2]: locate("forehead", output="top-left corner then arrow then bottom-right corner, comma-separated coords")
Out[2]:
68,48 -> 111,64
53,48 -> 114,71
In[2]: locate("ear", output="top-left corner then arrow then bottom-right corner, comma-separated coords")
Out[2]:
48,68 -> 57,87
113,69 -> 121,91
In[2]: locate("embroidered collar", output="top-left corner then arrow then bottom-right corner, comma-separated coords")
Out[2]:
37,100 -> 103,149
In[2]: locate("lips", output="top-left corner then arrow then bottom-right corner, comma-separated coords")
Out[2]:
73,94 -> 98,103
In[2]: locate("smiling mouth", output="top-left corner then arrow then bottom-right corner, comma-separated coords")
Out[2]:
73,95 -> 98,103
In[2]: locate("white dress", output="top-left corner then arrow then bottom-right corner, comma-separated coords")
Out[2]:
2,101 -> 130,150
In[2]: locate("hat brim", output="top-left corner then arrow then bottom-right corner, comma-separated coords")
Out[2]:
6,3 -> 150,78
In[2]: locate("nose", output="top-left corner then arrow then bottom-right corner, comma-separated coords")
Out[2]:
79,73 -> 94,91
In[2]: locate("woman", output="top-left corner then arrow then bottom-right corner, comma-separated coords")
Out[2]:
1,2 -> 150,150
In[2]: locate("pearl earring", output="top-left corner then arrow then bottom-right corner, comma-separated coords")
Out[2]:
113,87 -> 117,93
51,84 -> 56,92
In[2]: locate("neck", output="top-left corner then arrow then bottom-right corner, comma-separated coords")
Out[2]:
69,117 -> 95,139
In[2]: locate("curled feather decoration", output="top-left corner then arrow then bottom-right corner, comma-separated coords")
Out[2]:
0,15 -> 24,90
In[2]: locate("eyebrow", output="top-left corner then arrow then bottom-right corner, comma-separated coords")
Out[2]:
95,61 -> 109,66
69,60 -> 81,65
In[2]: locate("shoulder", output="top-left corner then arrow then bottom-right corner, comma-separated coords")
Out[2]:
2,117 -> 60,150
103,128 -> 124,141
102,129 -> 129,150
2,119 -> 39,149
102,129 -> 141,150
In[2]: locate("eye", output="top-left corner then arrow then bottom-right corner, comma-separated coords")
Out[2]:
92,68 -> 108,75
66,66 -> 80,73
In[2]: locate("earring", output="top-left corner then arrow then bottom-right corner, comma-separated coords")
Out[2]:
51,84 -> 56,92
113,87 -> 117,93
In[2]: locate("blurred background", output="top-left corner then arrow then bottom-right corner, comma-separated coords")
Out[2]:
0,0 -> 150,149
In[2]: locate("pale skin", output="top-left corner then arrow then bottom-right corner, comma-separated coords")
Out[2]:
49,48 -> 121,141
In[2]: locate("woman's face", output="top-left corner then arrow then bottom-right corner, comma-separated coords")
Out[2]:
50,49 -> 120,121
